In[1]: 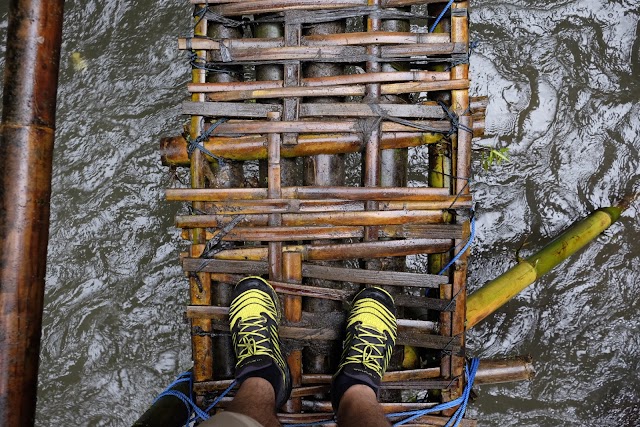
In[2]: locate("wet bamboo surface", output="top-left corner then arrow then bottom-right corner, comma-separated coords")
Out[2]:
0,0 -> 65,424
163,1 -> 485,424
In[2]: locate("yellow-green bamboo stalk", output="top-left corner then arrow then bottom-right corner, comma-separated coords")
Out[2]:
466,206 -> 624,328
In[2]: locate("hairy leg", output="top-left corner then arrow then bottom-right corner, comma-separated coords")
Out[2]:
226,377 -> 281,427
336,385 -> 390,427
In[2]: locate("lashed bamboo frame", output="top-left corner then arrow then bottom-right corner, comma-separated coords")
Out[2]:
170,1 -> 481,425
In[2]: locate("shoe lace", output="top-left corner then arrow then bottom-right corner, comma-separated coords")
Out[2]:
235,315 -> 272,364
343,324 -> 390,377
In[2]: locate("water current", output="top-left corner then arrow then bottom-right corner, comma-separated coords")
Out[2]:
0,1 -> 638,425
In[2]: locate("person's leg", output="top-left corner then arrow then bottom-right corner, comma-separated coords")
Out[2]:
224,377 -> 280,427
336,384 -> 390,427
201,277 -> 291,427
330,287 -> 398,427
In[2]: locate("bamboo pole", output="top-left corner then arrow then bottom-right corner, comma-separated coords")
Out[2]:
203,79 -> 469,102
160,132 -> 445,165
188,5 -> 215,385
180,222 -> 460,240
176,210 -> 446,228
0,0 -> 64,424
182,101 -> 454,119
178,32 -> 452,50
185,306 -> 454,350
172,197 -> 472,216
190,43 -> 463,63
378,12 -> 412,384
301,16 -> 351,378
466,206 -> 624,328
197,119 -> 451,135
474,356 -> 535,385
184,258 -> 449,289
194,356 -> 534,392
187,71 -> 451,93
206,14 -> 246,382
443,1 -> 470,406
166,186 -> 453,202
283,252 -> 303,412
204,238 -> 452,262
200,0 -> 451,16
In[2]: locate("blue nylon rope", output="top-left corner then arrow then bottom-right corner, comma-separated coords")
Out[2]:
437,211 -> 476,276
391,358 -> 480,427
152,371 -> 237,426
429,0 -> 456,33
282,358 -> 481,427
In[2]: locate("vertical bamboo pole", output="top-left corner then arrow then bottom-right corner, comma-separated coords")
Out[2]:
0,1 -> 64,424
427,3 -> 453,276
442,2 -> 470,404
363,0 -> 382,243
301,19 -> 347,376
379,8 -> 411,387
282,252 -> 303,413
267,112 -> 284,281
255,23 -> 300,188
189,3 -> 214,384
206,16 -> 244,380
283,20 -> 301,148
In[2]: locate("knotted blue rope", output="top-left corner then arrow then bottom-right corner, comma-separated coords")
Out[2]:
389,357 -> 480,426
284,358 -> 480,427
429,0 -> 456,33
153,371 -> 237,426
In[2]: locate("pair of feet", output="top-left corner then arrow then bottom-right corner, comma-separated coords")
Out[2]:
229,277 -> 398,412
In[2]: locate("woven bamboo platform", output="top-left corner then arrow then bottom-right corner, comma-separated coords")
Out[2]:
161,1 -> 486,425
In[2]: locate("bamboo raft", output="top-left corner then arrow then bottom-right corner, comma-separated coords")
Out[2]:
156,1 -> 522,425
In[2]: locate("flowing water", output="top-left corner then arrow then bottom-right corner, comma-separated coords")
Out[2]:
0,1 -> 638,425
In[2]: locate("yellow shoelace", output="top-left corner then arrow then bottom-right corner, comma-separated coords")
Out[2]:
343,325 -> 390,377
234,315 -> 271,364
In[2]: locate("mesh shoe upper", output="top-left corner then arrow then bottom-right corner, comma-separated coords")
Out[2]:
332,287 -> 398,411
229,277 -> 291,408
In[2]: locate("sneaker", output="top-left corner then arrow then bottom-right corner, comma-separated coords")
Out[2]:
229,277 -> 292,408
331,287 -> 398,412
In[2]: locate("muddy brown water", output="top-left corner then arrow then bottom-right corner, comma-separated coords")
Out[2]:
0,1 -> 638,425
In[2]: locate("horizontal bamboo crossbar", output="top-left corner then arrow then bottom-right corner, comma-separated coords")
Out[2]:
195,0 -> 455,17
173,199 -> 472,216
186,306 -> 458,350
178,32 -> 452,51
194,355 -> 533,393
179,225 -> 462,241
182,258 -> 447,288
176,210 -> 448,228
167,187 -> 453,202
182,101 -> 451,119
195,43 -> 465,63
197,118 -> 452,135
160,132 -> 448,164
184,237 -> 453,263
205,225 -> 367,241
272,414 -> 476,427
201,80 -> 469,102
188,71 -> 451,93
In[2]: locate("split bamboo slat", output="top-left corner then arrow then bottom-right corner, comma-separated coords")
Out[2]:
163,1 -> 486,425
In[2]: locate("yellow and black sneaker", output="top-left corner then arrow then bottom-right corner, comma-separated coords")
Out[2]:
229,277 -> 292,408
331,287 -> 398,412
